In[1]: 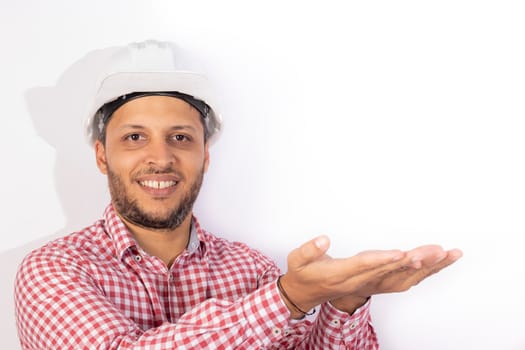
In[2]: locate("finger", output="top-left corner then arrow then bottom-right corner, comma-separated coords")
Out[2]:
319,249 -> 407,286
448,248 -> 463,262
366,253 -> 414,278
343,248 -> 463,295
409,246 -> 463,269
288,235 -> 331,270
401,249 -> 463,287
406,245 -> 448,269
346,249 -> 407,273
337,253 -> 413,290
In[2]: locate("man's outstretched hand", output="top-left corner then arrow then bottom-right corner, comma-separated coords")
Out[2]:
279,236 -> 462,318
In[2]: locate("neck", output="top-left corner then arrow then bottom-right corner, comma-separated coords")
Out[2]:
120,213 -> 193,268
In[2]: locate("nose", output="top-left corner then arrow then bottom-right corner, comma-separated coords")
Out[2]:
144,139 -> 176,168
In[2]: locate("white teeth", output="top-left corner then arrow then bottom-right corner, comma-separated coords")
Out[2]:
140,180 -> 177,189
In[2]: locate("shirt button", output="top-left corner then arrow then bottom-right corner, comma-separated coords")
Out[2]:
349,322 -> 358,330
283,328 -> 292,336
272,328 -> 282,337
134,255 -> 142,262
330,319 -> 341,326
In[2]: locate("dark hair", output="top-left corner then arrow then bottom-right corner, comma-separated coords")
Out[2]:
95,91 -> 211,144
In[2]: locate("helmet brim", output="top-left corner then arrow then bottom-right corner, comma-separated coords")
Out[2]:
85,71 -> 222,144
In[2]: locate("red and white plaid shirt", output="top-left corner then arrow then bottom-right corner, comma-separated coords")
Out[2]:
15,204 -> 378,349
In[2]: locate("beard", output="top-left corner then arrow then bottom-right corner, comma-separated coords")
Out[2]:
107,165 -> 204,231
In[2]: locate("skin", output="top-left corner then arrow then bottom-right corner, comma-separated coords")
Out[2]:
95,95 -> 209,266
94,94 -> 463,318
281,236 -> 462,318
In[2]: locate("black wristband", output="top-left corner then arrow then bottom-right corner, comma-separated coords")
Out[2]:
276,275 -> 316,316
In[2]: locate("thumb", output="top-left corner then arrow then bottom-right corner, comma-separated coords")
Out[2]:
288,235 -> 330,270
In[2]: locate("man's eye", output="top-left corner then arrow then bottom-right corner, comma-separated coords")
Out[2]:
125,133 -> 143,141
173,135 -> 188,142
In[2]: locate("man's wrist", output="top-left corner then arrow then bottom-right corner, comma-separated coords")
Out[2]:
277,275 -> 316,319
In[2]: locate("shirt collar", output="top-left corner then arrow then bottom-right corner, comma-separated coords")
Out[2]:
103,204 -> 137,260
102,203 -> 206,260
186,220 -> 200,254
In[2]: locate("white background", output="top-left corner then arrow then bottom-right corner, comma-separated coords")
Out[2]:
1,1 -> 524,349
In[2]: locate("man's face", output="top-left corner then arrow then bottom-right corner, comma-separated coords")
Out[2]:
95,95 -> 209,231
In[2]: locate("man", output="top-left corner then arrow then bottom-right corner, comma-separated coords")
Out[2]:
15,40 -> 462,349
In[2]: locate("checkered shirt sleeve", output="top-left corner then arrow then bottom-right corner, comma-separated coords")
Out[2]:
14,206 -> 378,349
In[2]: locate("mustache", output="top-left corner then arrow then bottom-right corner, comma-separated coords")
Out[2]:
132,166 -> 183,178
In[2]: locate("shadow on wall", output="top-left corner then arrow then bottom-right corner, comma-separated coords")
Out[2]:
1,46 -> 117,348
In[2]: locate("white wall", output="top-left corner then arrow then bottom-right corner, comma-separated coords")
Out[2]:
1,1 -> 524,349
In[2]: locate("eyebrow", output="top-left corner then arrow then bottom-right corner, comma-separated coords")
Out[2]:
170,125 -> 199,133
118,124 -> 199,132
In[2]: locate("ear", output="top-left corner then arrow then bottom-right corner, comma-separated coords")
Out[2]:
94,140 -> 108,175
203,143 -> 210,173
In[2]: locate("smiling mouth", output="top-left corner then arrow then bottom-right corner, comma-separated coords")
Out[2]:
139,180 -> 178,189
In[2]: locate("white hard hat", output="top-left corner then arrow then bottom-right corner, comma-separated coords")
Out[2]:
84,40 -> 222,144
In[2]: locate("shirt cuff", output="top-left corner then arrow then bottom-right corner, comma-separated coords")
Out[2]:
240,280 -> 294,346
317,298 -> 373,339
